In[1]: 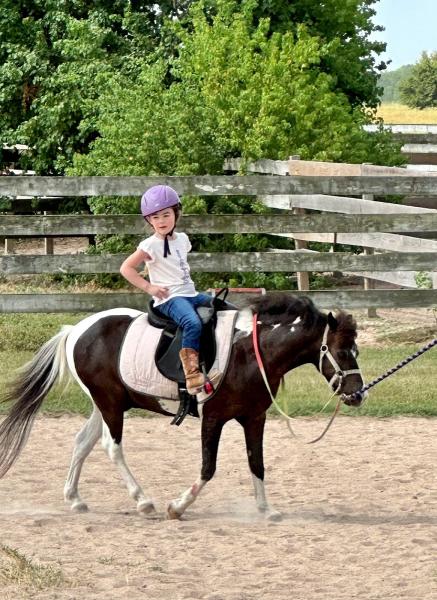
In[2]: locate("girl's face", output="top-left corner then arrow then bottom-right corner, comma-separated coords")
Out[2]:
146,207 -> 176,239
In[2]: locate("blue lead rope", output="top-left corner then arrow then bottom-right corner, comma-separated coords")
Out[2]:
342,337 -> 437,405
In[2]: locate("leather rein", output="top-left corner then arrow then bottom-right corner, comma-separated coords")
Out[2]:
252,313 -> 360,444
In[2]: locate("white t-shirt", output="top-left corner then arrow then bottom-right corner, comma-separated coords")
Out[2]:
138,232 -> 197,306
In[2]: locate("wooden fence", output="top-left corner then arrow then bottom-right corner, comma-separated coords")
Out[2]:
1,173 -> 437,313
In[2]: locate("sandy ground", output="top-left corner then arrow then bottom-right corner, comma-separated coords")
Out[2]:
0,415 -> 436,599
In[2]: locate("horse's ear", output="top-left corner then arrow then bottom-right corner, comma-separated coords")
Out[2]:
327,312 -> 338,331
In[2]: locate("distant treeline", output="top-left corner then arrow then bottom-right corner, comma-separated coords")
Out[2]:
379,65 -> 414,103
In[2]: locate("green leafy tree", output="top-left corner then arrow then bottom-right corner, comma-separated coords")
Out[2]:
73,0 -> 402,177
399,52 -> 437,109
1,0 -> 391,174
0,0 -> 190,174
237,0 -> 388,108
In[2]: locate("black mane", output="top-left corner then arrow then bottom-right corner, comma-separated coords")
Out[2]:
244,293 -> 358,341
244,293 -> 321,328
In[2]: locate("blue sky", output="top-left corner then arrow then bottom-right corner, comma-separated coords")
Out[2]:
372,0 -> 437,70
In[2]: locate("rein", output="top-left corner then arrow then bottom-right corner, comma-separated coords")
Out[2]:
252,313 -> 352,444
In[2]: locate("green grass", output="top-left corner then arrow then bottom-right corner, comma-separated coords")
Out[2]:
275,346 -> 437,417
0,314 -> 436,418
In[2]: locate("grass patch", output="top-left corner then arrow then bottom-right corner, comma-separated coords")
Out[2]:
0,350 -> 92,416
0,545 -> 66,591
0,313 -> 85,352
377,103 -> 437,124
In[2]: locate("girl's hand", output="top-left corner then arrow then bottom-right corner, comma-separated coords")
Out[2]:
148,284 -> 169,300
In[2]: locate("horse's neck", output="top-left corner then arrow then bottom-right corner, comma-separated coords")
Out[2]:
261,324 -> 321,379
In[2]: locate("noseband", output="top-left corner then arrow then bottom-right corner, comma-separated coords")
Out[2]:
319,323 -> 361,393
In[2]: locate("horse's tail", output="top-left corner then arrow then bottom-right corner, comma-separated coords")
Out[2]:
0,325 -> 74,478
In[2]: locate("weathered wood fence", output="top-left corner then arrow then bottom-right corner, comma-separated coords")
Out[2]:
1,172 -> 437,313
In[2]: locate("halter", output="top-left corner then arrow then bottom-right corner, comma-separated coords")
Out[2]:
319,323 -> 361,394
252,314 -> 362,444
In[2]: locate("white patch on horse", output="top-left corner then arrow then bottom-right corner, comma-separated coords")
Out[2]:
289,316 -> 301,334
271,323 -> 280,330
66,308 -> 142,397
157,398 -> 178,413
234,308 -> 253,342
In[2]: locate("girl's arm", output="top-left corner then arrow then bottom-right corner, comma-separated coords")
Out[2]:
120,249 -> 169,299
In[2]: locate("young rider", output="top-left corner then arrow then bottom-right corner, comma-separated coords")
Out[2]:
120,184 -> 220,395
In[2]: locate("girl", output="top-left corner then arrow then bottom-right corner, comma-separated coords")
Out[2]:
120,184 -> 219,395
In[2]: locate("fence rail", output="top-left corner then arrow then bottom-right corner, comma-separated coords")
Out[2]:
2,213 -> 437,236
1,250 -> 436,275
2,175 -> 437,197
1,290 -> 436,313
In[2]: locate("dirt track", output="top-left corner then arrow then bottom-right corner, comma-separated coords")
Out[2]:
0,415 -> 436,599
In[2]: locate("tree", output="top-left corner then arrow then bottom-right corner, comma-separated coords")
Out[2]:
399,52 -> 437,109
1,0 -> 391,174
0,0 -> 190,174
378,65 -> 414,103
73,0 -> 402,178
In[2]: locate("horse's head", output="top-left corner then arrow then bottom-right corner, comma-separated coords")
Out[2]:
318,312 -> 365,406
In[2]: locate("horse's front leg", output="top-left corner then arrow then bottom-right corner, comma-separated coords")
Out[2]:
167,417 -> 224,519
238,412 -> 282,521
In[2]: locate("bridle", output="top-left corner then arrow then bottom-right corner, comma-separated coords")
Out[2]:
319,323 -> 362,394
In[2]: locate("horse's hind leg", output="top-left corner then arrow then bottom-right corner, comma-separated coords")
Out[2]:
238,412 -> 282,521
101,419 -> 156,515
64,405 -> 103,512
167,417 -> 224,519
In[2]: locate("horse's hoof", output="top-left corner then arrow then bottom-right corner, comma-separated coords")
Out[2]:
71,501 -> 88,513
266,510 -> 282,522
137,500 -> 156,515
167,502 -> 183,520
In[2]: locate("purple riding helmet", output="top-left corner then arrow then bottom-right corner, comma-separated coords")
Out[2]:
140,185 -> 181,257
140,185 -> 180,217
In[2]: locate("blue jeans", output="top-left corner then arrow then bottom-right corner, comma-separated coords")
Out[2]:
156,293 -> 213,352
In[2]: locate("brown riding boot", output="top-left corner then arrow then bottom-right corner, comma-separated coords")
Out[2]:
179,348 -> 206,395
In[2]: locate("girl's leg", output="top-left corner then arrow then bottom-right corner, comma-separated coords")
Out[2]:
158,297 -> 203,351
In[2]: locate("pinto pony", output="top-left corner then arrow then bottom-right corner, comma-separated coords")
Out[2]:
0,294 -> 364,519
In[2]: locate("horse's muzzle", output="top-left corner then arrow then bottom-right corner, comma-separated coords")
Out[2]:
341,390 -> 367,407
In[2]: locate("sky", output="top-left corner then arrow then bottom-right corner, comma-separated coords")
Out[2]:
371,0 -> 437,70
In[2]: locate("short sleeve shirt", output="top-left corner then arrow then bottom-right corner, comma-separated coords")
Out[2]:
138,232 -> 197,306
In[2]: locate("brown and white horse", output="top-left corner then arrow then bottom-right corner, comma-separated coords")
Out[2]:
0,293 -> 364,520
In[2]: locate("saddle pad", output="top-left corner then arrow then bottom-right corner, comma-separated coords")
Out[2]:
119,310 -> 238,401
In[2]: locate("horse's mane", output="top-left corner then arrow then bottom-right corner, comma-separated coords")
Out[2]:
244,293 -> 358,341
244,293 -> 321,328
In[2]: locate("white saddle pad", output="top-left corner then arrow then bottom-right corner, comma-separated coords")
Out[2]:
119,310 -> 238,401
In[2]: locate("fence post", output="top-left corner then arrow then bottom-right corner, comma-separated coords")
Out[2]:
4,238 -> 15,254
289,156 -> 310,291
362,184 -> 378,317
43,211 -> 54,255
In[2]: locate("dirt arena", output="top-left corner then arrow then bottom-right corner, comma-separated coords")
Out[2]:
0,414 -> 436,599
